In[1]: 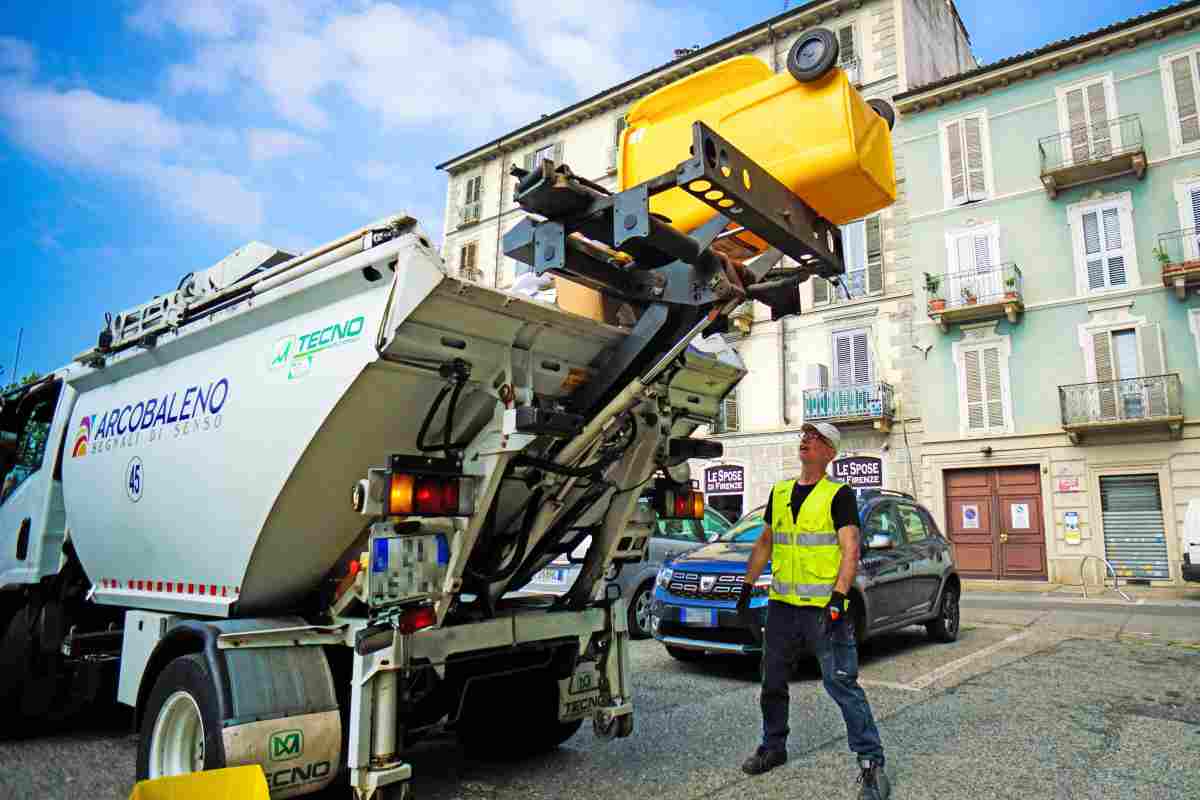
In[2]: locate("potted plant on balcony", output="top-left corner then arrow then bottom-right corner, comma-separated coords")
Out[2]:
924,272 -> 945,313
961,285 -> 978,306
1003,275 -> 1018,302
1152,244 -> 1171,269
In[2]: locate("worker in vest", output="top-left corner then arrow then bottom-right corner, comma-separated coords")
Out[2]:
737,422 -> 889,800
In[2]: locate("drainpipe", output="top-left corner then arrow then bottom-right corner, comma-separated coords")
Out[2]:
493,140 -> 508,288
779,317 -> 790,425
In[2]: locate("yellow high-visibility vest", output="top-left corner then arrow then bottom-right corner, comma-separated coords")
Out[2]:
768,477 -> 844,607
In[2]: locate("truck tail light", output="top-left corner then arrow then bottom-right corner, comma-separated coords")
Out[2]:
388,473 -> 474,516
398,605 -> 437,634
654,478 -> 704,520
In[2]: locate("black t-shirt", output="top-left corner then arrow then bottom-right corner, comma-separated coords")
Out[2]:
772,482 -> 860,531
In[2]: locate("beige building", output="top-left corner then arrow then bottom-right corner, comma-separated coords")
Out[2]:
437,0 -> 975,522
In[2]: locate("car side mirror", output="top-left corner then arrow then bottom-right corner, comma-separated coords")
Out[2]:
867,533 -> 895,551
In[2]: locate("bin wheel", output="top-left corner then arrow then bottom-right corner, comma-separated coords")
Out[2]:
787,28 -> 839,83
867,98 -> 897,131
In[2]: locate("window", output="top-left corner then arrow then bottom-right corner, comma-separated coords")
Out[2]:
1,387 -> 59,504
940,113 -> 991,207
865,503 -> 899,536
1173,179 -> 1200,263
1088,324 -> 1167,419
524,142 -> 563,171
458,241 -> 480,281
656,517 -> 704,543
945,224 -> 1000,304
813,216 -> 882,304
1069,194 -> 1139,294
1161,48 -> 1200,153
714,392 -> 739,434
609,115 -> 627,174
459,175 -> 483,226
832,328 -> 871,387
952,328 -> 1013,436
837,24 -> 859,83
896,504 -> 930,543
1056,76 -> 1118,165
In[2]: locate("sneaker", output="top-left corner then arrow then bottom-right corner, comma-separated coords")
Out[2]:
741,746 -> 787,775
857,759 -> 891,800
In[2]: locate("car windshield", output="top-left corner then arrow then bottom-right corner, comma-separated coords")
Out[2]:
718,508 -> 765,543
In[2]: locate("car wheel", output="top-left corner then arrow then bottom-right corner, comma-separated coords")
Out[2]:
926,584 -> 961,643
665,645 -> 705,662
136,654 -> 226,780
787,27 -> 839,83
627,581 -> 653,640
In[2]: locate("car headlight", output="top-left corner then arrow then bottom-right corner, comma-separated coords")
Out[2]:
656,567 -> 673,589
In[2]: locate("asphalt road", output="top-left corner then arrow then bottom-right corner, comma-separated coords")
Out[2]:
2,596 -> 1198,800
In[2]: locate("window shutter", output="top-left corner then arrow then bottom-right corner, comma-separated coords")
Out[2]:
1190,186 -> 1200,229
553,142 -> 564,163
721,393 -> 739,432
1139,323 -> 1168,416
963,350 -> 985,431
866,216 -> 883,294
963,117 -> 987,200
1065,87 -> 1090,164
1101,207 -> 1126,287
946,121 -> 966,204
1082,210 -> 1106,290
841,220 -> 866,300
852,331 -> 871,385
1172,55 -> 1200,146
983,347 -> 1004,428
524,152 -> 535,171
615,115 -> 628,144
838,26 -> 855,63
1093,330 -> 1117,418
1087,82 -> 1111,157
835,333 -> 853,386
813,277 -> 829,305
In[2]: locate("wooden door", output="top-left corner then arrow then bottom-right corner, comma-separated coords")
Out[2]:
944,466 -> 1046,580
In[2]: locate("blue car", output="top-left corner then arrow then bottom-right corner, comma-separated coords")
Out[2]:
651,490 -> 961,662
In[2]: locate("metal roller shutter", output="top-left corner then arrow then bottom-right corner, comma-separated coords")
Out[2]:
1100,475 -> 1170,580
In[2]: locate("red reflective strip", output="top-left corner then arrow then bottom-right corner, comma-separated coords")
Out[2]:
188,583 -> 195,593
199,584 -> 206,595
210,584 -> 217,596
221,586 -> 227,597
156,581 -> 163,592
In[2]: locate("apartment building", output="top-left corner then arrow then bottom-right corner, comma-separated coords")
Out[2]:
437,0 -> 974,521
895,1 -> 1200,585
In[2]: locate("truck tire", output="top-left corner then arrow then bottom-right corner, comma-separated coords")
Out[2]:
136,654 -> 227,780
787,28 -> 839,83
626,580 -> 653,640
0,602 -> 61,733
457,670 -> 581,759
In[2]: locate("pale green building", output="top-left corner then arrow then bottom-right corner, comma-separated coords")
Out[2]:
895,2 -> 1200,585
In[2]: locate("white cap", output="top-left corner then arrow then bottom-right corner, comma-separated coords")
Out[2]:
801,421 -> 841,452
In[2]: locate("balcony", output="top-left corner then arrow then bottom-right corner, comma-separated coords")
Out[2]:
1156,227 -> 1200,300
1038,114 -> 1146,198
1059,375 -> 1183,444
926,263 -> 1023,333
803,382 -> 894,432
457,202 -> 482,228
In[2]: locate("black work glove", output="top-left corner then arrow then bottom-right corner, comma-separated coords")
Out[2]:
821,591 -> 848,635
737,581 -> 762,643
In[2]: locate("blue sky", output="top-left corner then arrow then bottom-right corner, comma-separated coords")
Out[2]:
0,0 -> 1173,379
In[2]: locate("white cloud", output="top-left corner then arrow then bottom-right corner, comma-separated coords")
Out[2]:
0,83 -> 262,229
247,128 -> 316,161
127,0 -> 317,40
0,37 -> 37,76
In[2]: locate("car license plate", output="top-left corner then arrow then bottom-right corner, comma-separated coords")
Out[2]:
683,607 -> 713,626
536,568 -> 566,586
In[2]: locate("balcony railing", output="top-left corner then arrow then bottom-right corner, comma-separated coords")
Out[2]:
926,262 -> 1023,332
1038,114 -> 1146,197
1156,227 -> 1200,299
1058,374 -> 1183,443
458,202 -> 482,227
803,382 -> 894,431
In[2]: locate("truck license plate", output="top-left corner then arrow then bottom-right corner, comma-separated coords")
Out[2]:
536,568 -> 566,585
683,608 -> 713,626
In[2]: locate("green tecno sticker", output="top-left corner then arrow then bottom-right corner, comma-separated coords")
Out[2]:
270,729 -> 304,762
270,314 -> 366,380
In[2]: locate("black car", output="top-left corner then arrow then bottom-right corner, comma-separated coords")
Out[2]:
651,489 -> 961,660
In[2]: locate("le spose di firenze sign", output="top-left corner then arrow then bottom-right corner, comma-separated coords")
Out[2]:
705,465 -> 744,494
831,456 -> 882,488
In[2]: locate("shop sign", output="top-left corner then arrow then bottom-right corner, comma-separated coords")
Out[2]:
705,465 -> 744,494
831,456 -> 883,489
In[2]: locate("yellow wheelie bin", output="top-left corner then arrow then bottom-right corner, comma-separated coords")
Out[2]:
128,766 -> 269,800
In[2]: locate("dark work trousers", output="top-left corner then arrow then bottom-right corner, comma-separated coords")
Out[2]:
760,600 -> 885,764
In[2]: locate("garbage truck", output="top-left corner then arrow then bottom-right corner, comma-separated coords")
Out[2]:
0,30 -> 894,799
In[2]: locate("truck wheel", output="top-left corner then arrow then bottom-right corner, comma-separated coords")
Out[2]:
0,603 -> 60,732
626,581 -> 653,640
926,585 -> 961,643
867,98 -> 897,131
457,671 -> 582,759
665,645 -> 705,662
136,654 -> 226,780
787,28 -> 839,83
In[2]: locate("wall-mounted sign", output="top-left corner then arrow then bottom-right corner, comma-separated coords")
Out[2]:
1064,511 -> 1081,545
962,504 -> 980,529
705,465 -> 744,495
831,456 -> 883,489
1057,477 -> 1082,493
1011,502 -> 1030,530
